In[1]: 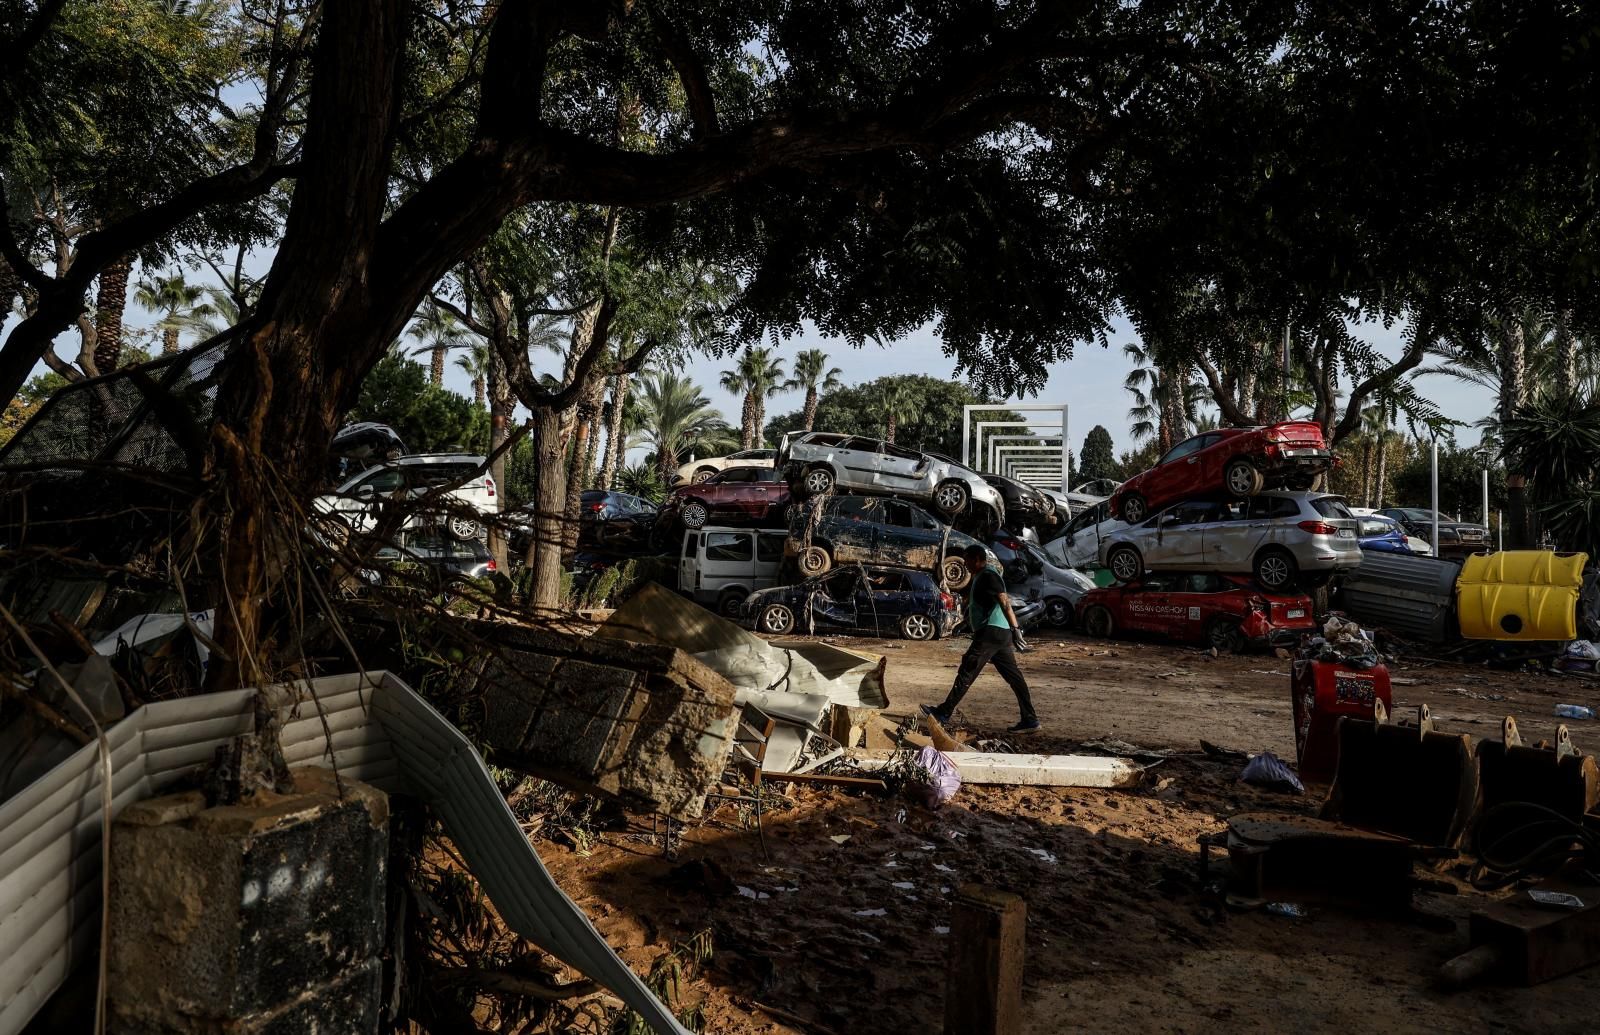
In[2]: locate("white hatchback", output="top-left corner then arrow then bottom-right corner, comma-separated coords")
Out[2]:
313,453 -> 497,542
672,448 -> 777,486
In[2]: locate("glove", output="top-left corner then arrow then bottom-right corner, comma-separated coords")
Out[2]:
1011,628 -> 1029,652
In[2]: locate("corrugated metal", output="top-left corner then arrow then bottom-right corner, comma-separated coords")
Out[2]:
1335,552 -> 1463,643
0,671 -> 687,1035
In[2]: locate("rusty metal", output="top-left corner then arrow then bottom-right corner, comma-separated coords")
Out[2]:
1217,813 -> 1421,911
1471,718 -> 1600,877
1322,703 -> 1480,850
1441,865 -> 1600,988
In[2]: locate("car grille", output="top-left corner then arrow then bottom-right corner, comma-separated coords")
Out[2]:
1458,528 -> 1485,541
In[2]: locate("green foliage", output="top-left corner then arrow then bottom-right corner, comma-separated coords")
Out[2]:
347,352 -> 488,454
1078,426 -> 1119,484
1391,442 -> 1505,518
614,460 -> 665,503
766,374 -> 1017,460
504,437 -> 537,507
1116,441 -> 1162,480
1504,395 -> 1600,555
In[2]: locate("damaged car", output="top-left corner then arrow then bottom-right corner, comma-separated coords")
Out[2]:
1078,572 -> 1316,653
1110,421 -> 1334,524
743,565 -> 962,640
786,495 -> 996,589
983,473 -> 1058,533
658,466 -> 791,531
779,432 -> 1003,531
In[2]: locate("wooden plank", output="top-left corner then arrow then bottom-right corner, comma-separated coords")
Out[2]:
945,884 -> 1026,1035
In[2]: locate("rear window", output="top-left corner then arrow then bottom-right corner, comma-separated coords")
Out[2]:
1312,497 -> 1354,519
1180,573 -> 1226,593
1246,496 -> 1301,520
866,571 -> 907,592
704,532 -> 752,562
408,463 -> 477,489
1358,518 -> 1392,537
804,433 -> 848,447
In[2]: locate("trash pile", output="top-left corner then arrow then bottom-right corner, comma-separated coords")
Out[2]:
1298,614 -> 1381,669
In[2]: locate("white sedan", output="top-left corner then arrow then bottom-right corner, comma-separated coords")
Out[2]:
672,448 -> 777,486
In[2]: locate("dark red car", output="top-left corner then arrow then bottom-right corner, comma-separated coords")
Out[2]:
1110,422 -> 1333,523
1077,572 -> 1315,653
660,466 -> 791,531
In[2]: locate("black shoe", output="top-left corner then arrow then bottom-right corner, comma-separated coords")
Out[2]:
1007,719 -> 1042,734
921,704 -> 951,724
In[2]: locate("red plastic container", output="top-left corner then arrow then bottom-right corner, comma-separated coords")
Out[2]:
1290,660 -> 1393,784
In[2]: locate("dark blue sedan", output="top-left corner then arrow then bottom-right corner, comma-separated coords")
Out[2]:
743,565 -> 962,640
1355,514 -> 1415,554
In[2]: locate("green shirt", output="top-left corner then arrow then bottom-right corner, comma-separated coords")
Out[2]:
967,566 -> 1012,630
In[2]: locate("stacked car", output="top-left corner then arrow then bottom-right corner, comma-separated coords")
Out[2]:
1081,423 -> 1348,652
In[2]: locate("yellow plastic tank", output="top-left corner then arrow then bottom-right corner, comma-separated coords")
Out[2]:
1455,551 -> 1589,642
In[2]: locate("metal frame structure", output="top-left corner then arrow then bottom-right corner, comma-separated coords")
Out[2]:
963,403 -> 1070,493
986,434 -> 1064,472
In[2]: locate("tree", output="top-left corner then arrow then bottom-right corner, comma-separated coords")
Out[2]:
1078,426 -> 1118,484
783,348 -> 842,432
133,270 -> 207,354
629,371 -> 733,487
1391,440 -> 1505,521
767,375 -> 1019,460
346,351 -> 488,455
1122,341 -> 1203,450
409,304 -> 472,386
454,341 -> 490,408
875,376 -> 919,444
719,346 -> 785,449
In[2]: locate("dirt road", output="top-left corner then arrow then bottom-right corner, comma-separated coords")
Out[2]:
531,630 -> 1600,1034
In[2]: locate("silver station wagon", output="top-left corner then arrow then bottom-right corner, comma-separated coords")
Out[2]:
1098,491 -> 1362,591
779,432 -> 1004,530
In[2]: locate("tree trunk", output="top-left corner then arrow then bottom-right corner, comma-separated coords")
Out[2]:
1361,439 -> 1374,506
1499,315 -> 1531,548
1555,309 -> 1576,400
1374,436 -> 1388,509
656,444 -> 675,491
0,256 -> 21,323
429,343 -> 446,385
599,369 -> 629,490
162,325 -> 180,354
472,376 -> 485,407
487,347 -> 512,573
886,413 -> 897,444
802,387 -> 818,431
754,396 -> 769,448
521,405 -> 569,613
92,254 -> 133,373
738,392 -> 755,449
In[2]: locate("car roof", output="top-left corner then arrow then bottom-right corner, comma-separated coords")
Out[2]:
392,453 -> 486,465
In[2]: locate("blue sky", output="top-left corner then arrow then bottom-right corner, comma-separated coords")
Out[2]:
4,260 -> 1497,464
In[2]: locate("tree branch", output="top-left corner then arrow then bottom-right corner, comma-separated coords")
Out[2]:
0,178 -> 49,291
1331,317 -> 1435,445
0,0 -> 68,83
647,1 -> 719,138
428,293 -> 492,339
1194,353 -> 1252,426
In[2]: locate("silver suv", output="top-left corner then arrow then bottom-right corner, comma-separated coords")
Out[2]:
313,453 -> 497,541
779,432 -> 1004,529
1098,491 -> 1361,591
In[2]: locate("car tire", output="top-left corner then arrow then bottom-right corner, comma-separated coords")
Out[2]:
1253,547 -> 1299,592
759,603 -> 796,635
681,500 -> 710,530
448,516 -> 484,541
932,479 -> 970,516
717,587 -> 748,618
1106,544 -> 1143,583
797,545 -> 833,577
1082,604 -> 1116,639
692,467 -> 718,484
1120,493 -> 1148,524
941,555 -> 971,589
900,613 -> 937,641
1224,458 -> 1264,498
1207,616 -> 1247,654
1045,596 -> 1072,628
800,466 -> 835,497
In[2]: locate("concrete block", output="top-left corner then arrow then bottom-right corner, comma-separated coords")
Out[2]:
106,766 -> 388,1034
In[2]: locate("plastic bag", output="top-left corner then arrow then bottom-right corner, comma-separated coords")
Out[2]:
1239,751 -> 1305,794
916,745 -> 962,807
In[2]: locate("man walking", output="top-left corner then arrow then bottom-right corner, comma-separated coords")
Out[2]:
923,544 -> 1040,734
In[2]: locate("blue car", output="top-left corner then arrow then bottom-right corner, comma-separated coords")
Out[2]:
1355,514 -> 1415,554
742,565 -> 962,640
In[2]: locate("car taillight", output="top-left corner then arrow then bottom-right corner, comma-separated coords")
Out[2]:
486,558 -> 497,571
589,502 -> 605,512
999,537 -> 1022,551
1298,520 -> 1340,535
940,592 -> 956,609
484,477 -> 495,497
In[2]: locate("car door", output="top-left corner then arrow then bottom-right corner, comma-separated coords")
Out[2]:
341,464 -> 407,531
700,530 -> 754,597
1120,577 -> 1175,634
1141,434 -> 1211,508
877,441 -> 931,492
810,570 -> 861,629
751,468 -> 788,522
825,496 -> 881,564
879,499 -> 940,562
856,570 -> 906,634
704,468 -> 750,517
1251,495 -> 1304,550
677,531 -> 700,592
835,437 -> 886,492
1200,500 -> 1253,569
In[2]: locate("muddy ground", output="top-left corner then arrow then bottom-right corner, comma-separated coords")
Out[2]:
533,630 -> 1600,1034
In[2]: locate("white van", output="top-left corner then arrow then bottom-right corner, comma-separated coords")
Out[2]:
679,526 -> 788,616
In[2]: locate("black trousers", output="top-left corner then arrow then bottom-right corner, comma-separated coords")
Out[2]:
938,625 -> 1036,724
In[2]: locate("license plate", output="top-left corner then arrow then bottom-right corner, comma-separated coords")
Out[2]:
1287,609 -> 1306,619
1337,528 -> 1355,538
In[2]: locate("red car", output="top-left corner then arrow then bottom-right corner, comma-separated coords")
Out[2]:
1077,572 -> 1315,653
661,466 -> 791,530
1110,422 -> 1333,523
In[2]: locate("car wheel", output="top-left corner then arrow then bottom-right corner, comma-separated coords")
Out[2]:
801,466 -> 835,497
797,545 -> 833,577
692,467 -> 717,484
1120,493 -> 1148,524
1224,458 -> 1264,498
448,516 -> 483,541
1045,597 -> 1072,628
759,603 -> 796,635
681,500 -> 710,529
1207,616 -> 1247,654
900,613 -> 937,641
1253,547 -> 1299,592
941,555 -> 969,589
1082,604 -> 1116,638
1107,544 -> 1143,583
717,587 -> 748,618
932,480 -> 970,516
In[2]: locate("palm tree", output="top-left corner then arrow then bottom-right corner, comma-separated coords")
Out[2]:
629,371 -> 736,485
178,276 -> 262,339
1357,398 -> 1400,507
454,342 -> 490,407
408,304 -> 470,386
719,346 -> 785,448
783,348 -> 843,431
133,272 -> 207,354
1123,342 -> 1204,450
876,378 -> 920,444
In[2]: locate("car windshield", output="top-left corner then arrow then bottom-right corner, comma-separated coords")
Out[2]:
1311,496 -> 1354,519
1397,508 -> 1440,522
